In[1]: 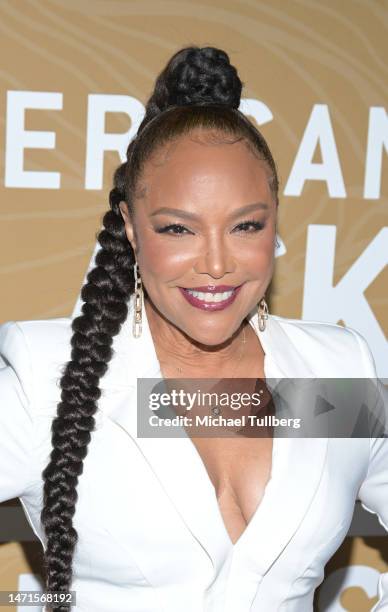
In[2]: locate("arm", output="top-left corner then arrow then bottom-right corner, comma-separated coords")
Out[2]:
350,329 -> 388,611
0,321 -> 35,502
358,435 -> 388,612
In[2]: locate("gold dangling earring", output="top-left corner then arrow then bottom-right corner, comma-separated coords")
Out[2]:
258,296 -> 269,332
132,260 -> 143,338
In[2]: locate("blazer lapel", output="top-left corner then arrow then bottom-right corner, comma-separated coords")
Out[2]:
100,295 -> 232,574
99,296 -> 329,579
231,311 -> 329,579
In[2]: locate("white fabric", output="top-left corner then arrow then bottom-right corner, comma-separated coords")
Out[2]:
0,297 -> 387,611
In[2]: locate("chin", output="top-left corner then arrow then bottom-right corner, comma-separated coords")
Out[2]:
181,324 -> 234,347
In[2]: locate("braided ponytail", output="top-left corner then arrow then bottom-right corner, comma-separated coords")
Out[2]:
40,45 -> 279,610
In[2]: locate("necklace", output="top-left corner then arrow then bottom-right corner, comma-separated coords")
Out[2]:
159,324 -> 247,417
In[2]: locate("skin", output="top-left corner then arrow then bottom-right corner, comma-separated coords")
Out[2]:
119,129 -> 279,544
119,130 -> 278,379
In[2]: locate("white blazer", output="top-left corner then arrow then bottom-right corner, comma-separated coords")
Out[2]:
1,297 -> 387,612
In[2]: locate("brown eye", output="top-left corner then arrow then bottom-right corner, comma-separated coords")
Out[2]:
155,224 -> 193,235
234,220 -> 265,232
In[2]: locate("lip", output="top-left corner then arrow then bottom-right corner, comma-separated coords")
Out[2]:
180,284 -> 242,293
178,283 -> 244,311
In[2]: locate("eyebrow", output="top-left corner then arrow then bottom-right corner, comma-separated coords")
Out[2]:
149,202 -> 269,221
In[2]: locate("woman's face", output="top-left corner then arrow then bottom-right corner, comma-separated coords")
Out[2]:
119,131 -> 278,347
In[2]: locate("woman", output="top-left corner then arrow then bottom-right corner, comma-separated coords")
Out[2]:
0,46 -> 387,612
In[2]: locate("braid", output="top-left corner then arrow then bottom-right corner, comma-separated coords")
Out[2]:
40,45 -> 278,610
40,195 -> 134,609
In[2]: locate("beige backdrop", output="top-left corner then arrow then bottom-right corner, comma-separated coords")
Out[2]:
0,1 -> 387,610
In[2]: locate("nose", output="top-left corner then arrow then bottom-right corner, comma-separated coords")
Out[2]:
193,234 -> 236,279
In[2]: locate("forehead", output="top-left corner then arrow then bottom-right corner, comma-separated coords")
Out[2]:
135,132 -> 272,205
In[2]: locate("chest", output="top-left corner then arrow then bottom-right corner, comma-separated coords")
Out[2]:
190,435 -> 274,543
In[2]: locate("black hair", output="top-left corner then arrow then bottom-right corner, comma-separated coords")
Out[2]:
40,45 -> 279,610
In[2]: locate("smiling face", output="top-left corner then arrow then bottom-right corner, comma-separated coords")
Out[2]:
119,130 -> 278,348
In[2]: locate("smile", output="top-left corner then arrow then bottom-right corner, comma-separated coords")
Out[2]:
178,284 -> 244,311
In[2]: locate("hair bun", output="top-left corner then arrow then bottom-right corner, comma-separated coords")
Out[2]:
145,46 -> 243,119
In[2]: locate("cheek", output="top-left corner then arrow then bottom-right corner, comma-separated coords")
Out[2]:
238,232 -> 275,272
137,236 -> 193,280
243,255 -> 274,292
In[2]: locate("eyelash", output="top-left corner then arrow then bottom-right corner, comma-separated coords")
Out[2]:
155,219 -> 265,236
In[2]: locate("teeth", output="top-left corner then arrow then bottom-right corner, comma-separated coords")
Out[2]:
186,289 -> 234,303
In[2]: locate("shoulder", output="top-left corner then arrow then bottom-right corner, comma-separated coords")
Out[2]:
0,316 -> 72,363
0,318 -> 74,499
270,314 -> 377,377
0,317 -> 73,405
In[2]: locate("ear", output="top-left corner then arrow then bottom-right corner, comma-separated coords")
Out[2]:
119,201 -> 137,252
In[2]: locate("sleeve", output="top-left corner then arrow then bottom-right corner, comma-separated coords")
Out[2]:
0,321 -> 35,502
350,328 -> 388,611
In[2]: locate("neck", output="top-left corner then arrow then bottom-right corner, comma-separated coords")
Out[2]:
144,296 -> 248,376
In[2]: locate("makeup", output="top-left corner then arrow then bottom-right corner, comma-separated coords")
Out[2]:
178,283 -> 244,311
